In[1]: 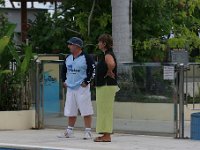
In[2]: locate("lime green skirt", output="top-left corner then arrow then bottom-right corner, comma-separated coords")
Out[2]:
96,85 -> 119,133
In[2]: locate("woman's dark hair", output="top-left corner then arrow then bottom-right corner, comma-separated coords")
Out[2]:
98,34 -> 113,49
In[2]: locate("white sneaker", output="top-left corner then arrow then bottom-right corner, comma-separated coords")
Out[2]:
83,131 -> 92,140
57,129 -> 74,138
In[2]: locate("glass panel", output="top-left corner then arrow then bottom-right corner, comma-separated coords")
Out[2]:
43,63 -> 60,114
117,64 -> 174,103
41,61 -> 175,135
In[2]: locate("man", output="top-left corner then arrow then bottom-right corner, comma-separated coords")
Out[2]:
60,37 -> 95,139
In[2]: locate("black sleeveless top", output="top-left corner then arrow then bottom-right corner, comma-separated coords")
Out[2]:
96,49 -> 117,87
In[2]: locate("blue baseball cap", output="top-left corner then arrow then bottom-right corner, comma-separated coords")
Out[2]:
67,37 -> 83,48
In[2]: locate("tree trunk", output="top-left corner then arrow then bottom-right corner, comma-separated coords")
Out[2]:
111,0 -> 133,63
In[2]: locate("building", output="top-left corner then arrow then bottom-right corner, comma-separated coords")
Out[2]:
1,7 -> 47,45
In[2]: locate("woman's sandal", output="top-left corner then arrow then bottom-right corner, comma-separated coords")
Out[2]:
94,137 -> 111,142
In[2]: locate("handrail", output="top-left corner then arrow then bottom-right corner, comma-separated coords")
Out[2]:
41,60 -> 64,64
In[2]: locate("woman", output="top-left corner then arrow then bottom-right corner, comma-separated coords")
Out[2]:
94,34 -> 119,142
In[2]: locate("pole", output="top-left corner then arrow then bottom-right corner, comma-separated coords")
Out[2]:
59,61 -> 64,116
41,61 -> 44,129
21,0 -> 27,43
35,61 -> 40,129
193,65 -> 195,109
35,60 -> 44,129
174,67 -> 178,138
179,64 -> 184,138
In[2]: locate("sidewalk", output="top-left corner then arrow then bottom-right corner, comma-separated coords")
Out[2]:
0,129 -> 199,150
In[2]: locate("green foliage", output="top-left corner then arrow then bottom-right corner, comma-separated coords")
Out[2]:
28,12 -> 68,54
0,0 -> 4,5
0,11 -> 10,38
29,0 -> 112,54
0,24 -> 16,56
194,56 -> 200,62
0,22 -> 33,111
97,13 -> 111,28
133,38 -> 166,62
133,0 -> 172,40
0,24 -> 16,83
133,0 -> 200,62
27,0 -> 200,61
167,26 -> 200,50
0,36 -> 10,56
75,12 -> 88,37
13,46 -> 33,82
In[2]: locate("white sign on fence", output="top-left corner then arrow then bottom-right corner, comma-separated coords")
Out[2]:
163,66 -> 175,80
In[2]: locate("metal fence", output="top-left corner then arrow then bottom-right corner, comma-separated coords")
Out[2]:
31,59 -> 176,135
30,56 -> 200,138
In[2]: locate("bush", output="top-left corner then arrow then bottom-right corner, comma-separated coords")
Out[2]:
0,22 -> 33,111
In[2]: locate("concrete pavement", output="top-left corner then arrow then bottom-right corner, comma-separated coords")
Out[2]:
0,129 -> 199,150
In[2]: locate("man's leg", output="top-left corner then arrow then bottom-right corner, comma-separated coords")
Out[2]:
68,116 -> 77,127
61,116 -> 77,138
77,86 -> 93,129
61,89 -> 78,138
83,115 -> 92,128
83,115 -> 92,139
76,85 -> 93,139
58,116 -> 77,138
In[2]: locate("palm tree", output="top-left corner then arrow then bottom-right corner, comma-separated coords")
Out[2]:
111,0 -> 133,63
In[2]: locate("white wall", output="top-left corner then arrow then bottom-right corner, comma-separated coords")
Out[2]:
0,110 -> 35,130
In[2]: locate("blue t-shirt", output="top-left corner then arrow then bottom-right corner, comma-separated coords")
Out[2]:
62,52 -> 95,89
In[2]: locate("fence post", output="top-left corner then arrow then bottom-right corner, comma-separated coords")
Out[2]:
59,62 -> 65,116
178,63 -> 185,138
35,61 -> 39,128
35,60 -> 44,129
174,66 -> 179,138
41,61 -> 44,129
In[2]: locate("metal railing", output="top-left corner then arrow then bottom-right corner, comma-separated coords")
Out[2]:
184,63 -> 200,109
173,63 -> 200,138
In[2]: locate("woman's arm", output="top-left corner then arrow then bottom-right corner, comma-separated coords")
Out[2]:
105,54 -> 116,79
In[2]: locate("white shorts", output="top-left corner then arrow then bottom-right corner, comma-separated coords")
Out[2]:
64,85 -> 94,117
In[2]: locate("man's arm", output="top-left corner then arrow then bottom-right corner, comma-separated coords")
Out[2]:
61,57 -> 68,88
82,54 -> 95,87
